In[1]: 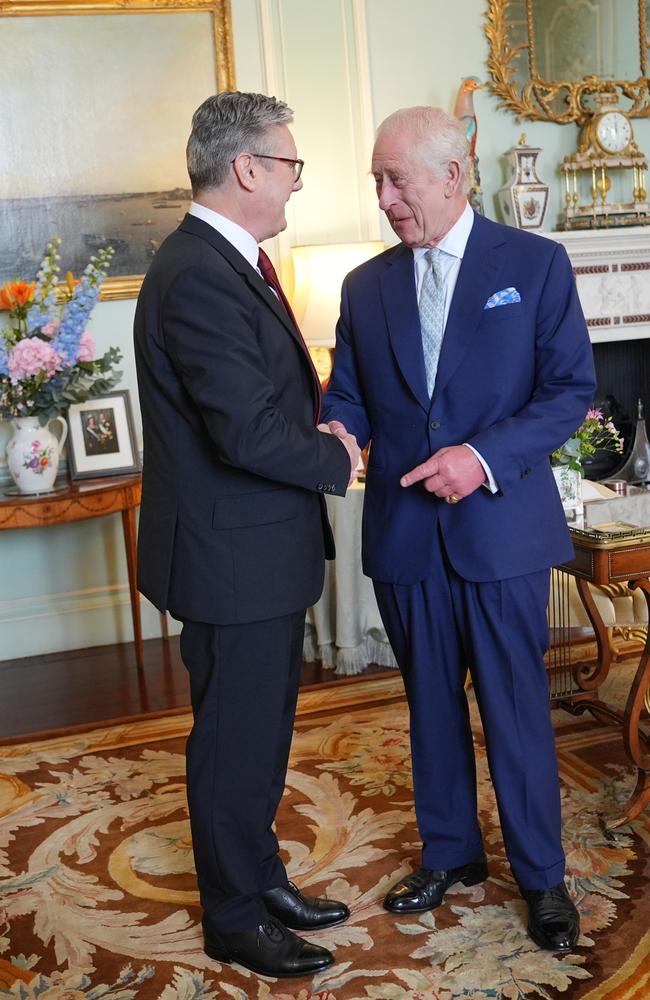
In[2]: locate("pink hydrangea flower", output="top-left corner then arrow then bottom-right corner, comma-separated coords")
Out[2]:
76,330 -> 96,362
8,337 -> 61,384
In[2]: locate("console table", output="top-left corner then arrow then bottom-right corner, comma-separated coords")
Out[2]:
0,474 -> 147,668
555,525 -> 650,830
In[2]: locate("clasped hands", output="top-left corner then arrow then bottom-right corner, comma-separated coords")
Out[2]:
318,420 -> 485,500
317,420 -> 360,486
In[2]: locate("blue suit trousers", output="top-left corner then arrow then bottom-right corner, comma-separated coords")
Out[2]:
374,535 -> 566,891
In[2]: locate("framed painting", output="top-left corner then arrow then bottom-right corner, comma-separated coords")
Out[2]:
0,0 -> 235,300
67,389 -> 140,478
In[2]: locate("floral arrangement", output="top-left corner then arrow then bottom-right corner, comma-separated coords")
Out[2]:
0,237 -> 122,424
552,407 -> 624,472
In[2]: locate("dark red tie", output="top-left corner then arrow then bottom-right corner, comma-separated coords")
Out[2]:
257,247 -> 322,424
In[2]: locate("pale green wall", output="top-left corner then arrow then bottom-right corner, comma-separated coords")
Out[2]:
2,0 -> 649,661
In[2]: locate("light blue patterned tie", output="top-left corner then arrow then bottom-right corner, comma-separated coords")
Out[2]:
419,247 -> 445,397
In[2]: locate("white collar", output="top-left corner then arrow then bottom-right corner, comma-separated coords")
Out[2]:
412,201 -> 474,264
189,202 -> 259,270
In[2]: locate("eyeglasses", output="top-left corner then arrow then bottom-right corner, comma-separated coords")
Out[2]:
248,153 -> 305,181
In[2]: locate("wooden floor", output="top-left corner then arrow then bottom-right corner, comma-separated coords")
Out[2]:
0,636 -> 391,742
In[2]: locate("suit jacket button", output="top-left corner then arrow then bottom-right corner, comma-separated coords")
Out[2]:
317,482 -> 324,491
430,420 -> 440,429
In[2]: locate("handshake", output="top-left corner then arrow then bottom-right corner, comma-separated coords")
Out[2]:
317,420 -> 361,485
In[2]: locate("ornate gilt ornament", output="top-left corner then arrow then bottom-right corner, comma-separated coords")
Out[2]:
485,0 -> 650,124
0,0 -> 235,302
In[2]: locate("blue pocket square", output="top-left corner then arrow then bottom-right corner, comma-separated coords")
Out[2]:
484,287 -> 521,310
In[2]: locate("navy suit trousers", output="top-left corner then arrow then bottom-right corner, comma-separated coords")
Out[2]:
373,536 -> 566,891
180,611 -> 305,933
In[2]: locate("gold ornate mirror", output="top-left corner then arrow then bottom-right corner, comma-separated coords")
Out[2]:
485,0 -> 650,123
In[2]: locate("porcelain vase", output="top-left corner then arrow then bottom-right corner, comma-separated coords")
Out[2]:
552,464 -> 582,521
498,136 -> 549,231
5,415 -> 68,494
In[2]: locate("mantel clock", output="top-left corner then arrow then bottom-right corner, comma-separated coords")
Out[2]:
560,95 -> 649,230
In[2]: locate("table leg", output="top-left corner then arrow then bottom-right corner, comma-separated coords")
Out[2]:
121,505 -> 143,670
557,575 -> 625,730
604,579 -> 650,830
573,577 -> 612,691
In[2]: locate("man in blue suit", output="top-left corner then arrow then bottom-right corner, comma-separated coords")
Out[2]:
322,106 -> 596,951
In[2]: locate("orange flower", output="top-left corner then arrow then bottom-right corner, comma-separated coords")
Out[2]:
39,456 -> 49,468
65,271 -> 80,295
0,279 -> 36,310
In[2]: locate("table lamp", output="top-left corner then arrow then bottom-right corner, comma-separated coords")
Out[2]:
289,241 -> 384,347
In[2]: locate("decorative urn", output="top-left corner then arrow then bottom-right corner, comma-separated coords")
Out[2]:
498,134 -> 549,231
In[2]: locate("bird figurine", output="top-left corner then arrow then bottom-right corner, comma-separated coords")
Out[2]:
453,76 -> 484,215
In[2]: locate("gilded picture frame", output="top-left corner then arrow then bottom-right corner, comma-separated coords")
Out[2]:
0,0 -> 235,300
485,0 -> 650,123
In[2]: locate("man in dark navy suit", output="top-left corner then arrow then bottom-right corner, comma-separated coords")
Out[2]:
134,92 -> 360,979
322,106 -> 596,952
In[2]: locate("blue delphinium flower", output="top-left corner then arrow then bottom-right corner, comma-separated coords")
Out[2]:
0,335 -> 9,376
51,248 -> 114,366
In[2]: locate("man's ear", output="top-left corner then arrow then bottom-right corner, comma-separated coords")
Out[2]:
443,159 -> 462,198
232,151 -> 258,192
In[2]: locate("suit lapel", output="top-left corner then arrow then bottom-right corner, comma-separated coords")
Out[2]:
178,214 -> 302,344
431,214 -> 506,403
178,215 -> 321,414
380,244 -> 430,412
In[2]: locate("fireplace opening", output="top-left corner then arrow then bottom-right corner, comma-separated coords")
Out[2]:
585,338 -> 650,481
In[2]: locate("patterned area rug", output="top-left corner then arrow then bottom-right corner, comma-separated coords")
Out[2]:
0,675 -> 648,1000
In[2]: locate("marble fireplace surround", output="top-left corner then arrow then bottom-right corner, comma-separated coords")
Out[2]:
543,226 -> 650,345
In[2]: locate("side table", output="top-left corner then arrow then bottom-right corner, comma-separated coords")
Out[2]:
555,525 -> 650,830
0,474 -> 149,669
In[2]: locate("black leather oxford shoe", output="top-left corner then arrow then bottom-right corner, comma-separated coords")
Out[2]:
203,916 -> 334,978
522,882 -> 580,952
260,881 -> 350,930
383,855 -> 489,914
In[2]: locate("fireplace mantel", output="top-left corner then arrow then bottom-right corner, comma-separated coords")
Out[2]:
541,226 -> 650,344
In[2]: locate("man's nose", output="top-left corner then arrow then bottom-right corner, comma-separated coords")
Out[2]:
378,185 -> 394,211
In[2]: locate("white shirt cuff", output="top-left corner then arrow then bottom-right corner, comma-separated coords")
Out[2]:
463,443 -> 499,494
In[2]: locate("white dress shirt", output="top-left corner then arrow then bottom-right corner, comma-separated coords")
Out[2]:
413,202 -> 498,493
189,202 -> 260,271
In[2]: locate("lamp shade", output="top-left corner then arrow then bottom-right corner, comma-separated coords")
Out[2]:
290,241 -> 384,347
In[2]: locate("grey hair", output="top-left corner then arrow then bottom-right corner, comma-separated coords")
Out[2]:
376,106 -> 470,193
186,91 -> 294,194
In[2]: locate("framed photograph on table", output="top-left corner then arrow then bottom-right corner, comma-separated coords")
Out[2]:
67,390 -> 140,480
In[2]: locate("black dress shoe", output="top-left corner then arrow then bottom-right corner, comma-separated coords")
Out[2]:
260,881 -> 350,930
383,855 -> 488,914
203,916 -> 334,978
522,881 -> 580,952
